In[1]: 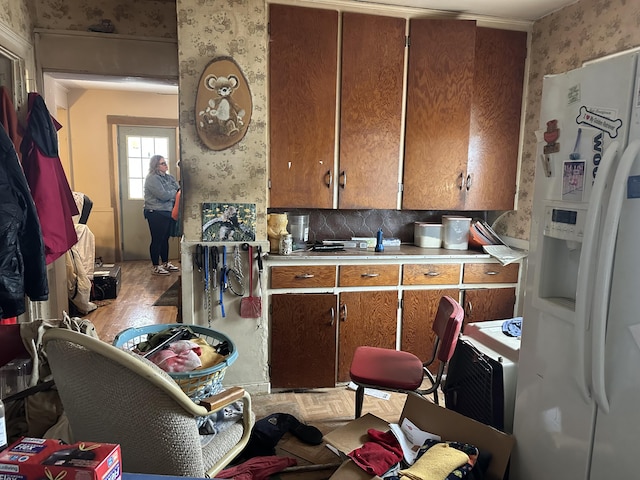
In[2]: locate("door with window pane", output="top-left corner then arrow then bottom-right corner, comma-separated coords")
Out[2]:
118,126 -> 178,261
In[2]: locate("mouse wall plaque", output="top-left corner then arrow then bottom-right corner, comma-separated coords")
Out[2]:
195,56 -> 253,151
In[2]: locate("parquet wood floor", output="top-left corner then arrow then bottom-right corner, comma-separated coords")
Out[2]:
254,386 -> 408,428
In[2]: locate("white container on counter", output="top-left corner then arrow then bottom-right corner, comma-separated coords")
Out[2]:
288,214 -> 309,250
414,222 -> 443,248
442,216 -> 472,250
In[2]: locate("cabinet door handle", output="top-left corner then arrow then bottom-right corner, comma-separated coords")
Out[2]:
466,174 -> 472,191
360,273 -> 380,278
295,273 -> 315,279
330,307 -> 335,326
485,271 -> 499,276
425,271 -> 440,277
339,170 -> 347,189
465,300 -> 473,318
324,170 -> 332,188
340,303 -> 347,321
457,172 -> 464,190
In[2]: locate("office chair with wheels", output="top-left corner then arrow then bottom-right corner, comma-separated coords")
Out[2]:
43,328 -> 253,478
349,295 -> 464,418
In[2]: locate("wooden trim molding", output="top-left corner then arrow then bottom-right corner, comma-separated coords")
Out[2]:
34,29 -> 178,80
107,116 -> 179,127
106,116 -> 179,261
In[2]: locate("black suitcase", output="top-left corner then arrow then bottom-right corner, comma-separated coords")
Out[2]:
91,264 -> 122,300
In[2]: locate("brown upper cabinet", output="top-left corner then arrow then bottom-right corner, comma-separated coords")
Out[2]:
403,19 -> 476,210
268,4 -> 338,209
269,6 -> 527,211
466,27 -> 528,210
338,13 -> 405,209
269,6 -> 405,209
403,19 -> 527,210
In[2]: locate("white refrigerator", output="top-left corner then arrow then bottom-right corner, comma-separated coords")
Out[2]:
511,50 -> 640,479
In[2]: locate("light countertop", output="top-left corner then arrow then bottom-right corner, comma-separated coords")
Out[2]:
264,244 -> 494,262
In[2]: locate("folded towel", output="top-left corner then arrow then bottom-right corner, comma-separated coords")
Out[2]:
400,443 -> 469,480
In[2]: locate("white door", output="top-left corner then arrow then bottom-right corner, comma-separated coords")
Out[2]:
589,142 -> 640,479
118,126 -> 179,261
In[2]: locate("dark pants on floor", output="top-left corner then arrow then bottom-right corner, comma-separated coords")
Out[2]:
145,209 -> 173,266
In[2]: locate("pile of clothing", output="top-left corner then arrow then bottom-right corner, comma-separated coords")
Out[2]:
217,412 -> 324,480
131,326 -> 229,374
66,191 -> 97,315
348,430 -> 491,480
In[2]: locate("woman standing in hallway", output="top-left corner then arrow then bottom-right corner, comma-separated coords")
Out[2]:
143,155 -> 180,275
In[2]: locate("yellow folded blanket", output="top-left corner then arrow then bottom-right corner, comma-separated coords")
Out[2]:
399,443 -> 469,480
191,337 -> 225,369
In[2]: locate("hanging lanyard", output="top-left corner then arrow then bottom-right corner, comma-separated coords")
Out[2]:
219,245 -> 228,318
204,245 -> 212,324
211,246 -> 219,290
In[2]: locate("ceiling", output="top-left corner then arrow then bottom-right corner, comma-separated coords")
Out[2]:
354,0 -> 579,21
45,72 -> 178,94
47,0 -> 579,94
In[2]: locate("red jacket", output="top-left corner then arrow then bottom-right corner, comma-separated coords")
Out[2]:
20,93 -> 78,265
0,86 -> 23,157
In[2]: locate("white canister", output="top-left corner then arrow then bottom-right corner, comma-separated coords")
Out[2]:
288,214 -> 309,250
414,222 -> 443,248
442,216 -> 472,250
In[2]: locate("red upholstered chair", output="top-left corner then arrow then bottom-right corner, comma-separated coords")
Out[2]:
349,295 -> 464,418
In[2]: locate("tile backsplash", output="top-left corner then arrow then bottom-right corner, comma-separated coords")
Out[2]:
269,209 -> 494,244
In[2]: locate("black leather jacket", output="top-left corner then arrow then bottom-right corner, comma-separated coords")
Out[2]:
0,125 -> 48,318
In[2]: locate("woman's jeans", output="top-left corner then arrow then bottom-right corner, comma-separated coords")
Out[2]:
144,209 -> 173,266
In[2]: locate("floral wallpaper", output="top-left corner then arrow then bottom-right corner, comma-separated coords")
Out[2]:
0,0 -> 33,40
176,0 -> 269,389
33,0 -> 177,38
494,0 -> 640,240
0,0 -> 33,41
177,0 -> 268,242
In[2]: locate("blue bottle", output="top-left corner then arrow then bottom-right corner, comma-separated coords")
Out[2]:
375,228 -> 384,252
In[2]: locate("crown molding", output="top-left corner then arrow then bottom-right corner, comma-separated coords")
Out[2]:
267,0 -> 532,31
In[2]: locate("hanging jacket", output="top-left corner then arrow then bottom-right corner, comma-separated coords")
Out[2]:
20,93 -> 78,264
0,86 -> 23,157
0,125 -> 48,318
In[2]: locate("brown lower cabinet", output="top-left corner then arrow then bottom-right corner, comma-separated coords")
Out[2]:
461,287 -> 517,330
270,293 -> 337,389
270,290 -> 398,388
269,260 -> 520,388
401,287 -> 516,372
337,290 -> 398,382
401,288 -> 460,371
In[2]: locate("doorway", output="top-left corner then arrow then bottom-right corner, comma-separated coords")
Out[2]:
117,125 -> 179,261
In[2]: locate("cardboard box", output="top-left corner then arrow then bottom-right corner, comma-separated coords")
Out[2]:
324,395 -> 514,480
0,437 -> 121,480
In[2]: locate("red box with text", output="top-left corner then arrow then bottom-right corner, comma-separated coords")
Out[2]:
0,437 -> 121,480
